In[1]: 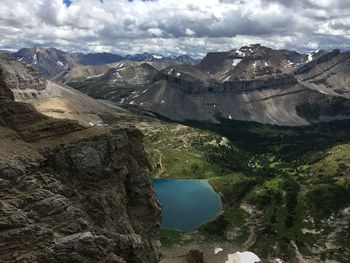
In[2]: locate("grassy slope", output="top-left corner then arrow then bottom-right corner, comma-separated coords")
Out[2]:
141,119 -> 350,262
141,123 -> 228,179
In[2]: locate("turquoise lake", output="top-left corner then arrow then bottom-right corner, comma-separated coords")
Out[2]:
152,179 -> 222,232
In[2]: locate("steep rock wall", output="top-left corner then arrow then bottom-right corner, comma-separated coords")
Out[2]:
0,75 -> 161,262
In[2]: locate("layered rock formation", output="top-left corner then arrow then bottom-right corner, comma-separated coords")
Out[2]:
0,54 -> 131,127
0,59 -> 161,262
117,44 -> 350,126
10,47 -> 73,79
295,49 -> 350,99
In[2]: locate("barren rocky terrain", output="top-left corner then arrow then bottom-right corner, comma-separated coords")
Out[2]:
0,55 -> 161,263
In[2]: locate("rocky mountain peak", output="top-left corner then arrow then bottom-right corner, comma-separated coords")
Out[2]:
9,48 -> 198,79
112,45 -> 350,126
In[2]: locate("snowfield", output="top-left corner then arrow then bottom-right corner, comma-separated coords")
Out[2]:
225,251 -> 261,263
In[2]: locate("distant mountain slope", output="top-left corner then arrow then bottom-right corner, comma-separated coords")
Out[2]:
9,47 -> 198,79
126,52 -> 199,64
116,44 -> 350,126
71,62 -> 159,102
52,59 -> 189,85
11,47 -> 73,79
0,54 -> 129,126
52,61 -> 125,84
18,45 -> 350,127
73,52 -> 124,65
295,49 -> 350,99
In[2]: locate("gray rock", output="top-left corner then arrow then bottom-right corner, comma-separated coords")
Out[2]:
0,68 -> 161,262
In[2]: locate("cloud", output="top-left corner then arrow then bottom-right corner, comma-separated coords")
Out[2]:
147,28 -> 163,37
0,0 -> 350,57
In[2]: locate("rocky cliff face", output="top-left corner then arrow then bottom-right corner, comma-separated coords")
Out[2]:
0,67 -> 161,262
295,50 -> 350,99
10,47 -> 74,79
117,45 -> 350,126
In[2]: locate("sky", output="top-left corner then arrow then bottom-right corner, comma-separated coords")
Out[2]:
1,0 -> 350,57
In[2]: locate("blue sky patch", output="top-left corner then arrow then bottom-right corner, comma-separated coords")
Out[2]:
63,0 -> 72,7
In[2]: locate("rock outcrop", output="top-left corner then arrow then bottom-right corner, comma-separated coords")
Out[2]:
0,62 -> 161,262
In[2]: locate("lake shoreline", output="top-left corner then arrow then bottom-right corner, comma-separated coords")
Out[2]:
152,178 -> 223,232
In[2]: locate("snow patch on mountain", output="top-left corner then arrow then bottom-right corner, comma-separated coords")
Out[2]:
225,251 -> 261,263
235,50 -> 246,57
116,62 -> 125,68
223,76 -> 231,82
87,73 -> 103,79
32,53 -> 38,64
232,59 -> 242,67
307,53 -> 313,62
114,71 -> 122,78
214,248 -> 223,254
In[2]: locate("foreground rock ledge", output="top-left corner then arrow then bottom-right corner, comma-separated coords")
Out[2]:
0,84 -> 161,262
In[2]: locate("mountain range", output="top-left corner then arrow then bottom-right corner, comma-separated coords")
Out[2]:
53,44 -> 350,127
8,47 -> 199,79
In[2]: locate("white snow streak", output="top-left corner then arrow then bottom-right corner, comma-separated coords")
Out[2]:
232,59 -> 242,67
225,251 -> 261,263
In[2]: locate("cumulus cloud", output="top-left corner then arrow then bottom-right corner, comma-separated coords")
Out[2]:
0,0 -> 350,57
